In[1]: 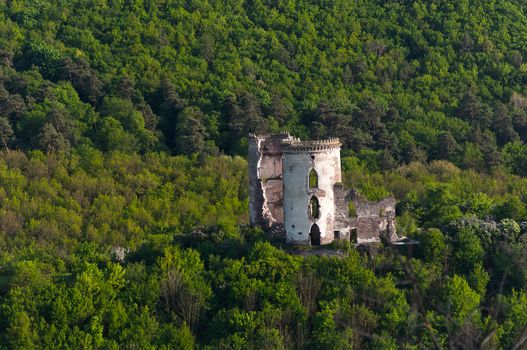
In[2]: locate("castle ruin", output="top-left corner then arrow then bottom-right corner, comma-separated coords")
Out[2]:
248,133 -> 398,245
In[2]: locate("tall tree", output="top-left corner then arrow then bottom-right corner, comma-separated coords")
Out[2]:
457,90 -> 490,128
37,123 -> 69,153
492,102 -> 518,146
436,132 -> 460,161
174,107 -> 207,156
225,91 -> 268,136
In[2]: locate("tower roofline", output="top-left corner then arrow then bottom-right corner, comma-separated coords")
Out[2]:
281,137 -> 341,152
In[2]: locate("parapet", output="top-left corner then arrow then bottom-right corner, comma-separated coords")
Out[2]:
281,137 -> 341,152
248,133 -> 341,153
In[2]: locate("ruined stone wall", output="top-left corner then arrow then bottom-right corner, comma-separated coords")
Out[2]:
332,185 -> 350,238
355,197 -> 396,218
351,218 -> 383,243
354,197 -> 397,242
333,184 -> 397,243
283,140 -> 341,245
248,133 -> 293,229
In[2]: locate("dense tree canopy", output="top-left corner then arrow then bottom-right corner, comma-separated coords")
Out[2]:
0,150 -> 524,348
1,0 -> 527,348
0,0 -> 526,175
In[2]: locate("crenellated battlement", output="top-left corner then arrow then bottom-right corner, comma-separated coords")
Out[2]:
249,133 -> 341,152
282,137 -> 341,152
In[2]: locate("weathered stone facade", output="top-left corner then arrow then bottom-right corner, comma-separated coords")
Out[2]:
333,185 -> 397,244
248,133 -> 398,245
248,133 -> 294,229
282,137 -> 342,245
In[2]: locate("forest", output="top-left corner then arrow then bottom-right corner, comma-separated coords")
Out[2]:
0,0 -> 527,348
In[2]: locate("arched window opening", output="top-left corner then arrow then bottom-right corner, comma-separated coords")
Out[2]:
309,196 -> 320,219
309,169 -> 318,188
310,224 -> 321,246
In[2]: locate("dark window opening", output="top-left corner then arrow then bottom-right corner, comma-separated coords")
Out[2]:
309,169 -> 318,188
298,232 -> 302,235
310,224 -> 321,246
334,231 -> 340,239
292,224 -> 295,228
309,196 -> 320,219
310,154 -> 315,160
351,228 -> 358,243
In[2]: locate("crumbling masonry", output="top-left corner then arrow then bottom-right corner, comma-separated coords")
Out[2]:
248,133 -> 398,245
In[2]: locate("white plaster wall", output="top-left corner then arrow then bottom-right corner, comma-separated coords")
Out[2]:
283,148 -> 341,245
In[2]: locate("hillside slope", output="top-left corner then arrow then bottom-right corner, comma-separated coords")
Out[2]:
1,0 -> 527,173
2,1 -> 527,348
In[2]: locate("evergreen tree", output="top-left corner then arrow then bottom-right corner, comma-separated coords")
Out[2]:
174,107 -> 207,156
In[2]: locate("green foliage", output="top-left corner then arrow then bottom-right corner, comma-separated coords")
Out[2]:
308,169 -> 318,189
174,107 -> 207,156
1,0 -> 527,348
158,246 -> 211,332
312,301 -> 353,350
0,149 -> 525,347
465,192 -> 493,217
453,228 -> 484,274
348,201 -> 357,217
419,228 -> 447,264
467,263 -> 490,297
0,0 -> 527,174
443,275 -> 481,326
496,290 -> 527,349
420,184 -> 463,228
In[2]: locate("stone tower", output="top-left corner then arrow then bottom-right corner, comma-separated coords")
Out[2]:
248,133 -> 398,246
282,138 -> 342,245
248,133 -> 294,229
